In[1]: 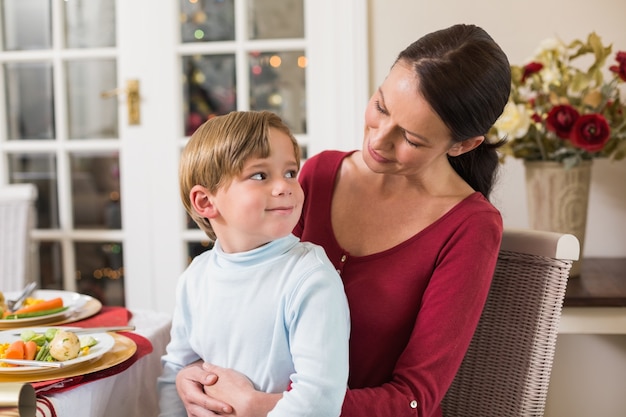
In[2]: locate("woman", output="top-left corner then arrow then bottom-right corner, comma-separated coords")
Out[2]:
173,23 -> 511,417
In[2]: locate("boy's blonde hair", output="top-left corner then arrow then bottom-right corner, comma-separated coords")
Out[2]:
179,110 -> 301,240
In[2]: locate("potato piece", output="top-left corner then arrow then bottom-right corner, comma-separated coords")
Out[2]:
49,330 -> 81,361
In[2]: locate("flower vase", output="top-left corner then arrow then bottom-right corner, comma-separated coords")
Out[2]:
523,160 -> 592,277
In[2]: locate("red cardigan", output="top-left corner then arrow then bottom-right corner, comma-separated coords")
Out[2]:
294,151 -> 502,417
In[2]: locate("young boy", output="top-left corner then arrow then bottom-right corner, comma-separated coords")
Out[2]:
158,111 -> 350,417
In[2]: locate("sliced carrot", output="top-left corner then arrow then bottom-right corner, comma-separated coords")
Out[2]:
11,297 -> 63,316
5,340 -> 25,360
24,340 -> 38,361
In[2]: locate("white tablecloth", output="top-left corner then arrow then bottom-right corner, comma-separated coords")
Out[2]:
39,309 -> 172,417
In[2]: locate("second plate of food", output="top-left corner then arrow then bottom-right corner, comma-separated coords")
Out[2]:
0,290 -> 101,328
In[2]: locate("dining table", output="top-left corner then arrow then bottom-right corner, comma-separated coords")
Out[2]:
0,302 -> 172,417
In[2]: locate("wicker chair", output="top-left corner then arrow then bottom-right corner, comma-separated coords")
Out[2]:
0,183 -> 38,292
441,228 -> 580,417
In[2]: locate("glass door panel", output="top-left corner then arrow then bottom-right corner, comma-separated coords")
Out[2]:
4,63 -> 55,140
180,0 -> 235,42
70,153 -> 121,229
66,60 -> 118,139
8,153 -> 58,229
248,0 -> 303,39
183,55 -> 237,136
249,50 -> 306,133
38,241 -> 63,288
2,0 -> 52,50
75,241 -> 124,306
64,0 -> 116,48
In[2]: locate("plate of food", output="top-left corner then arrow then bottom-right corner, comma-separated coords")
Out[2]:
0,289 -> 102,328
1,331 -> 137,384
0,326 -> 115,374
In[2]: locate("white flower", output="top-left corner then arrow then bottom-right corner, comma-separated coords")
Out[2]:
534,38 -> 565,57
493,101 -> 532,140
540,64 -> 562,90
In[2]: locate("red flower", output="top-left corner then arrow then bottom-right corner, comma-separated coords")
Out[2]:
570,114 -> 611,152
531,112 -> 542,123
546,105 -> 580,138
609,51 -> 626,81
522,62 -> 544,82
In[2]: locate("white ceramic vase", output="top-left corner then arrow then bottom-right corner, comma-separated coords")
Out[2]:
524,160 -> 592,277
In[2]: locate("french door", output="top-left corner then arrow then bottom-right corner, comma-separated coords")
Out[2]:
0,0 -> 368,314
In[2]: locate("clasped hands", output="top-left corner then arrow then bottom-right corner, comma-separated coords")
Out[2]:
176,361 -> 280,417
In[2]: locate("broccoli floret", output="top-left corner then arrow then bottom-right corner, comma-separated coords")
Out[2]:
79,335 -> 98,348
20,329 -> 37,342
45,328 -> 59,341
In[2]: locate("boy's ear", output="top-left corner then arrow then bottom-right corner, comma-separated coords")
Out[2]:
447,135 -> 484,157
190,185 -> 219,219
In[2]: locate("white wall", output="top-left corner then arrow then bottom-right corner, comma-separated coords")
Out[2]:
367,1 -> 626,416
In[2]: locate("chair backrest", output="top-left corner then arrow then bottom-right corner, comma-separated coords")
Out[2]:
441,228 -> 580,417
0,183 -> 38,292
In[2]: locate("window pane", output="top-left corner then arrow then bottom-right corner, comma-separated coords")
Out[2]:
64,0 -> 116,48
4,62 -> 55,140
70,153 -> 121,229
180,0 -> 235,43
248,0 -> 304,40
1,0 -> 51,51
66,59 -> 118,139
8,153 -> 59,229
38,241 -> 64,290
249,50 -> 306,134
75,241 -> 124,306
183,55 -> 236,136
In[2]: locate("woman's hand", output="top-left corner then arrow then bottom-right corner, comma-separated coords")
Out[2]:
176,361 -> 234,416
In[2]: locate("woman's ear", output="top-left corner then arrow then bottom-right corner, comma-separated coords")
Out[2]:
448,135 -> 485,157
190,185 -> 219,219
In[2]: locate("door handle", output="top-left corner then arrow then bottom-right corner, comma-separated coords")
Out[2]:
101,79 -> 141,125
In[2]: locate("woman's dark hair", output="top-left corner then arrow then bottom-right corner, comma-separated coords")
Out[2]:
396,24 -> 511,199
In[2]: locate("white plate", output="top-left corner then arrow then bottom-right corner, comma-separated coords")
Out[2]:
1,290 -> 86,325
0,326 -> 115,374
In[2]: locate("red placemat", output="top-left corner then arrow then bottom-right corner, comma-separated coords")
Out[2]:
32,307 -> 153,395
73,306 -> 133,327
